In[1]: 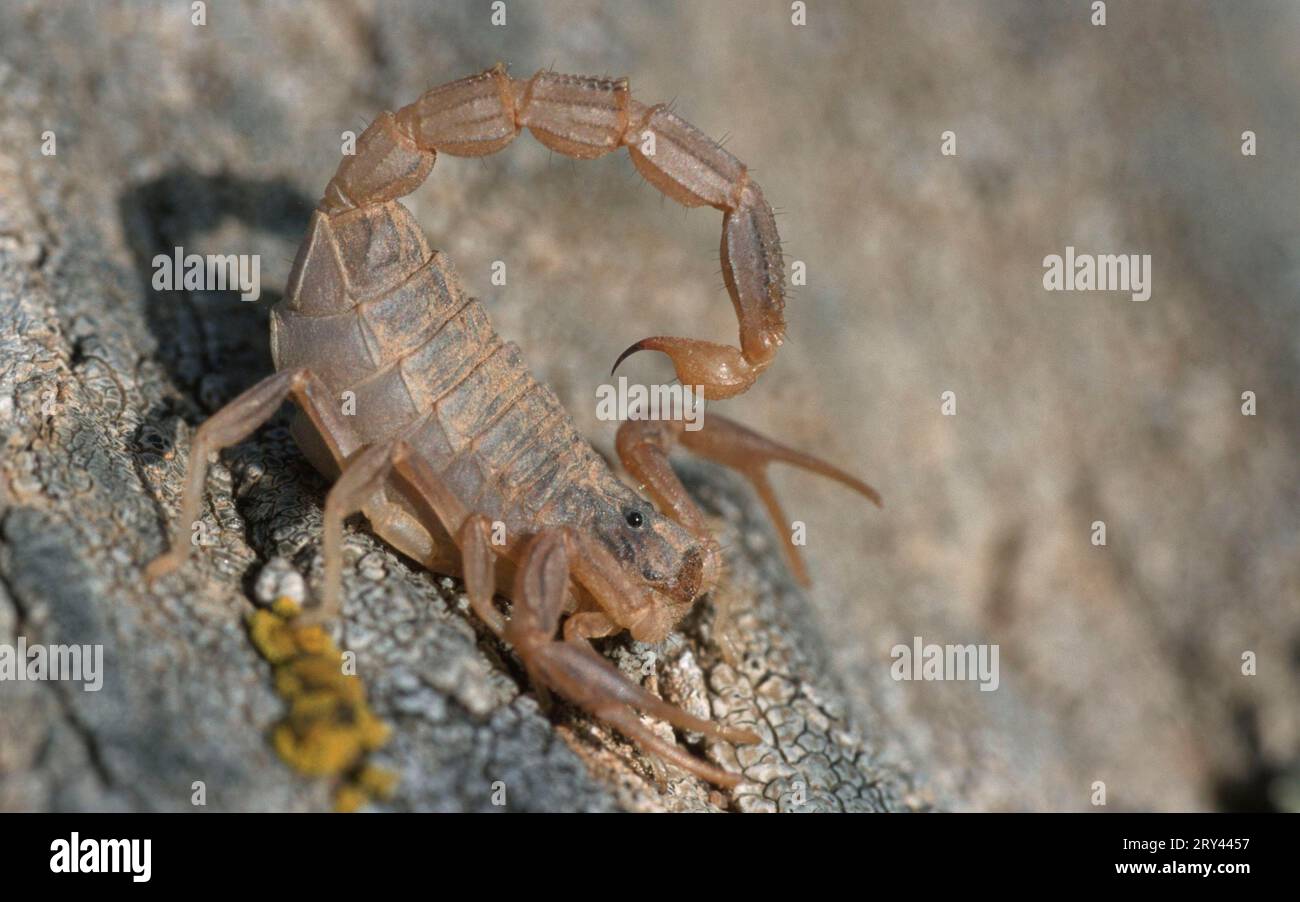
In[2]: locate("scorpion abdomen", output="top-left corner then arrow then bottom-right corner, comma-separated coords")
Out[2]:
272,199 -> 602,543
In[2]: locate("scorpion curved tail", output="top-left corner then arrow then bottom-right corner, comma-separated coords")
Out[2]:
314,63 -> 784,401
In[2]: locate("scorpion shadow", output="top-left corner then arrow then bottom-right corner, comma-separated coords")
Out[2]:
117,166 -> 315,415
117,167 -> 320,576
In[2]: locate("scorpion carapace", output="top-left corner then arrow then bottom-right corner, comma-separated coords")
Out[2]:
145,65 -> 882,788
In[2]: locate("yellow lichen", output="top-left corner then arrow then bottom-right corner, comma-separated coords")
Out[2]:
292,624 -> 332,656
333,784 -> 367,813
247,609 -> 300,664
245,595 -> 397,810
271,596 -> 303,619
273,717 -> 364,776
334,762 -> 399,812
356,763 -> 399,799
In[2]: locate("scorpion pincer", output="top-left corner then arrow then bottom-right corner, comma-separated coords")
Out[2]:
145,65 -> 882,788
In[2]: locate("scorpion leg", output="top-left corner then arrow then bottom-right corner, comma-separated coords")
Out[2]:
145,367 -> 359,583
455,514 -> 508,637
316,440 -> 405,621
304,436 -> 515,641
616,415 -> 881,587
562,611 -> 619,643
503,529 -> 756,788
316,438 -> 480,622
386,452 -> 516,639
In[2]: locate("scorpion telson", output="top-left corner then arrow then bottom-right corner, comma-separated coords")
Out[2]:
145,64 -> 882,788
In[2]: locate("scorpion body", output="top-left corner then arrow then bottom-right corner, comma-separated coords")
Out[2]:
147,66 -> 881,787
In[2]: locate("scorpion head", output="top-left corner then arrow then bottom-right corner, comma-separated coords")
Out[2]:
579,479 -> 722,643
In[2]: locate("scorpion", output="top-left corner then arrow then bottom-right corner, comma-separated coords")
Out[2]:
145,65 -> 881,788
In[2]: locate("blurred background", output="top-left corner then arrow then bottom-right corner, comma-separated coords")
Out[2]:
1,0 -> 1296,810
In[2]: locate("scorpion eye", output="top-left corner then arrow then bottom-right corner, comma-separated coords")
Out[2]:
624,509 -> 645,529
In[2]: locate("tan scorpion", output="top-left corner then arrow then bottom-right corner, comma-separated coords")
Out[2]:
145,65 -> 881,787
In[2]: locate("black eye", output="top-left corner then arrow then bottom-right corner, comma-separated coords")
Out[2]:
624,509 -> 645,529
